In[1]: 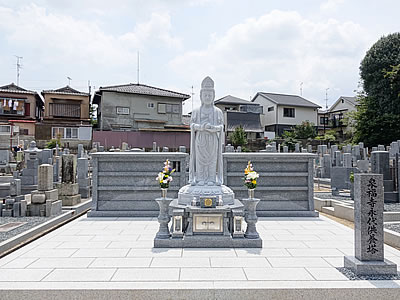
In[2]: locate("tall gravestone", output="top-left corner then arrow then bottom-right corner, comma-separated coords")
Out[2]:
344,174 -> 397,275
77,157 -> 90,198
55,154 -> 81,206
29,164 -> 61,217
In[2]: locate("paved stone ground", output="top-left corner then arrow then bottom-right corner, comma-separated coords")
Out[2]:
0,214 -> 399,290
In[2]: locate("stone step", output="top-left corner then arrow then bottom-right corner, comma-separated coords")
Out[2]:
321,206 -> 335,214
384,192 -> 399,203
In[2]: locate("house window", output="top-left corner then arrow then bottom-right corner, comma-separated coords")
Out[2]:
158,103 -> 180,114
341,99 -> 344,103
158,103 -> 166,114
283,107 -> 295,118
320,116 -> 329,125
49,103 -> 80,118
116,107 -> 130,115
0,98 -> 25,115
147,102 -> 155,109
0,125 -> 11,134
52,127 -> 78,139
20,128 -> 29,135
267,106 -> 274,112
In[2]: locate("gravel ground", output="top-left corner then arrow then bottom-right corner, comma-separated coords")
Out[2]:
385,203 -> 400,212
385,223 -> 400,234
0,216 -> 55,242
337,267 -> 400,280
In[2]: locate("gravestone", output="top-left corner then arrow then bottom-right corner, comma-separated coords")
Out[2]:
357,160 -> 369,173
322,154 -> 331,178
55,154 -> 81,206
333,150 -> 342,167
371,151 -> 390,180
179,146 -> 186,153
307,145 -> 312,153
78,144 -> 84,158
331,145 -> 338,156
283,146 -> 288,153
152,142 -> 157,152
0,150 -> 10,165
40,149 -> 53,165
77,157 -> 90,198
121,142 -> 128,151
377,145 -> 385,151
162,147 -> 169,152
320,145 -> 327,155
265,145 -> 274,152
295,143 -> 300,153
343,153 -> 352,168
344,174 -> 397,275
29,164 -> 61,217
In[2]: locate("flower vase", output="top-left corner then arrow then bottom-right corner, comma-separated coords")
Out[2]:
161,188 -> 168,198
248,188 -> 255,199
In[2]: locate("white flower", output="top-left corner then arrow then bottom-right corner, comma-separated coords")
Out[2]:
247,171 -> 259,180
162,179 -> 168,184
156,172 -> 164,181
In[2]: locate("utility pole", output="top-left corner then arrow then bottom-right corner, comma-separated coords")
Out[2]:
300,82 -> 303,96
14,56 -> 23,86
324,88 -> 329,135
137,51 -> 140,84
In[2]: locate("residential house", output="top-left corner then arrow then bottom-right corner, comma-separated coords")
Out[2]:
251,92 -> 321,137
214,95 -> 263,141
93,83 -> 190,132
37,86 -> 91,148
317,109 -> 330,135
327,96 -> 358,139
0,83 -> 44,149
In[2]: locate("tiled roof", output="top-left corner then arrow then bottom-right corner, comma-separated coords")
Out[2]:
0,83 -> 36,95
254,92 -> 321,108
42,86 -> 89,96
215,95 -> 258,105
99,83 -> 190,99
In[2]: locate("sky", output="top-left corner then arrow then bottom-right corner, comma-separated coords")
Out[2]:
0,0 -> 398,114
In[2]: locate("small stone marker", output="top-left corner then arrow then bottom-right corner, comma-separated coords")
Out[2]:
344,173 -> 397,275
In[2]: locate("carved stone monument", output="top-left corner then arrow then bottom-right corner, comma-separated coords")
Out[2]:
344,173 -> 397,275
154,76 -> 262,248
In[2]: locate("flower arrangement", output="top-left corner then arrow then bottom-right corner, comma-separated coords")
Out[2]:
156,159 -> 175,189
244,161 -> 259,190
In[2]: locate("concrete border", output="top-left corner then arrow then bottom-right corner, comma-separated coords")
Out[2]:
62,199 -> 92,215
1,284 -> 400,300
384,228 -> 400,250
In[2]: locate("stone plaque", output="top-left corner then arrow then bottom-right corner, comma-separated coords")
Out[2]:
193,214 -> 223,233
354,174 -> 384,261
200,196 -> 217,208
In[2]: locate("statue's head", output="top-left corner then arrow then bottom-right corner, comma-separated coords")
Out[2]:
200,76 -> 215,105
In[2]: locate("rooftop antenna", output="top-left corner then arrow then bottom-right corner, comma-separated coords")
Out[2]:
137,51 -> 140,84
67,77 -> 72,86
325,87 -> 329,110
14,55 -> 23,86
300,82 -> 303,96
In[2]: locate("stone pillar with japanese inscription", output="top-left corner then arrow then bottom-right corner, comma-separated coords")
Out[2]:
344,173 -> 397,275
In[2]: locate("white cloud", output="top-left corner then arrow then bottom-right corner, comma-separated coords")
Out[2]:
320,0 -> 346,12
0,4 -> 180,68
169,9 -> 373,111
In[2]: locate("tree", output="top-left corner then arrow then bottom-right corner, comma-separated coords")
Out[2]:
282,130 -> 298,151
230,126 -> 248,147
315,129 -> 337,143
354,33 -> 400,146
293,121 -> 317,139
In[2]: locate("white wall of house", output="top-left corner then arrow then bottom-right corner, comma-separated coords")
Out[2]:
330,98 -> 356,113
252,95 -> 277,128
277,106 -> 318,125
101,91 -> 183,130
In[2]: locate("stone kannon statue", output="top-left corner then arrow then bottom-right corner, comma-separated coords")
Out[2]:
178,76 -> 234,205
189,76 -> 224,186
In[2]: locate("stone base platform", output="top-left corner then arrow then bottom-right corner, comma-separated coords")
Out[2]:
154,235 -> 262,248
344,256 -> 398,275
178,184 -> 234,205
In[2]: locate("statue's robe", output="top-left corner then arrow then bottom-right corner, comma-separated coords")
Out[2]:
189,106 -> 224,185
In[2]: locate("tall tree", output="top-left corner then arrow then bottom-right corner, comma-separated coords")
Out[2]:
354,33 -> 400,146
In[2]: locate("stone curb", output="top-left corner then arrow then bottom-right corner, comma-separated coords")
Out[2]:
384,228 -> 400,250
0,210 -> 74,257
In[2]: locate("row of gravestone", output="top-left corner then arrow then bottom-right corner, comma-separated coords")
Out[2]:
314,140 -> 400,203
1,146 -> 91,217
91,141 -> 188,153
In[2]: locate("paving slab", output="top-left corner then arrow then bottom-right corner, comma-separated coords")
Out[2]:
0,214 -> 399,299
